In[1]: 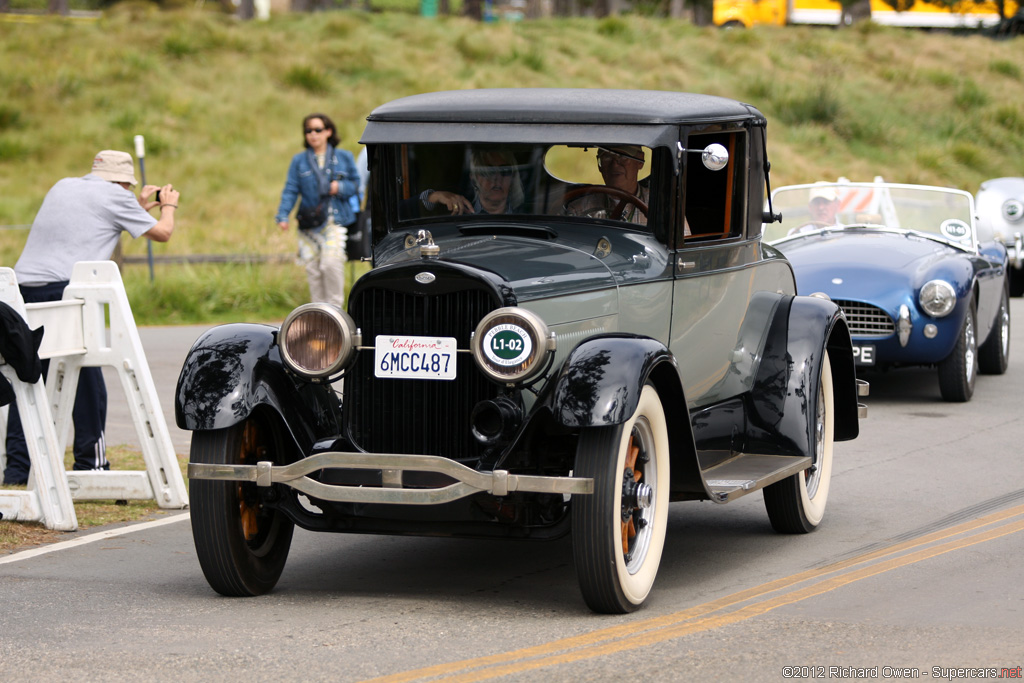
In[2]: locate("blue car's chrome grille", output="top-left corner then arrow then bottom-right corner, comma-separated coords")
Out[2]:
834,300 -> 895,337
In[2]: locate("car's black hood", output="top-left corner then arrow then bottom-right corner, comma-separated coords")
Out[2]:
375,228 -> 669,305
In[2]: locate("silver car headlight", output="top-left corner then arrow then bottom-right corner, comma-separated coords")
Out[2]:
279,303 -> 359,379
1003,199 -> 1023,223
472,307 -> 555,384
919,280 -> 956,318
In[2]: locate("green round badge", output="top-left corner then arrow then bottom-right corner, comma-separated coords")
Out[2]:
483,324 -> 533,367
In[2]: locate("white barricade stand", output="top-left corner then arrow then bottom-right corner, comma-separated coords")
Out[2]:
0,261 -> 188,529
41,262 -> 189,508
0,268 -> 78,531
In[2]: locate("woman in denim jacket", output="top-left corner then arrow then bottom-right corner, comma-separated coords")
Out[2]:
275,113 -> 359,308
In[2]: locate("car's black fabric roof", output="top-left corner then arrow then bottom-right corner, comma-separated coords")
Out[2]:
365,89 -> 762,126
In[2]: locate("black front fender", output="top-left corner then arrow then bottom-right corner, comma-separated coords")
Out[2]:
551,334 -> 679,428
174,323 -> 341,454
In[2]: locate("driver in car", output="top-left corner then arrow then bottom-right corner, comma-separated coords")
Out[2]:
565,145 -> 649,225
789,185 -> 843,235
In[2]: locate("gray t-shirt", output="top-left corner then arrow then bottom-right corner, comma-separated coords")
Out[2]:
15,174 -> 157,286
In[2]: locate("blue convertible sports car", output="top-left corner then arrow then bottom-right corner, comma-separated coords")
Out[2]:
765,180 -> 1010,402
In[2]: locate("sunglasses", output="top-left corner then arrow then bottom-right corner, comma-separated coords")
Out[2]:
305,127 -> 326,134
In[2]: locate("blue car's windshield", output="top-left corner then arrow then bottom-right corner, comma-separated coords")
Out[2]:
764,182 -> 976,249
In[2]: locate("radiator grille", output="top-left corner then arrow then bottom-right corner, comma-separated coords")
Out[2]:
347,286 -> 500,462
834,299 -> 895,337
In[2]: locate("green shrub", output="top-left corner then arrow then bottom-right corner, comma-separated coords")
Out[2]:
282,64 -> 332,94
515,48 -> 546,72
0,139 -> 30,162
989,59 -> 1021,80
596,16 -> 630,39
992,105 -> 1024,135
162,33 -> 200,59
0,106 -> 22,132
950,142 -> 984,171
953,79 -> 988,110
775,84 -> 841,127
921,68 -> 956,88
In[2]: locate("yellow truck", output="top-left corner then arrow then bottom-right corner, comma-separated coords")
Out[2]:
713,0 -> 1015,28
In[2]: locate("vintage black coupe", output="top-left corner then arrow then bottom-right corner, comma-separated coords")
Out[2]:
178,89 -> 865,613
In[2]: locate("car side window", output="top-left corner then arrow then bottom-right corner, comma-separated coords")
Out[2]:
680,130 -> 747,244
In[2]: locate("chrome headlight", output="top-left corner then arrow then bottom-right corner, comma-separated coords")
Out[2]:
1004,199 -> 1023,223
472,307 -> 555,384
919,280 -> 956,318
279,303 -> 359,379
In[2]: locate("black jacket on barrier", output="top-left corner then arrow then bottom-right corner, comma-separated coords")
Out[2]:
0,301 -> 43,406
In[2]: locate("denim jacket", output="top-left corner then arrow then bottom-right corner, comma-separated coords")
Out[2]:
275,145 -> 359,228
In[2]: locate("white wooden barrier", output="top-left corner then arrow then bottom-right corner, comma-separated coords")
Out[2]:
0,269 -> 79,530
0,262 -> 188,530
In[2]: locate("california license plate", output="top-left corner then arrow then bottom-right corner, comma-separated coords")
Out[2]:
374,335 -> 458,380
852,344 -> 876,366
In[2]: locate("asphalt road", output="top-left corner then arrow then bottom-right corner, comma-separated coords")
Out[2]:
1,307 -> 1022,682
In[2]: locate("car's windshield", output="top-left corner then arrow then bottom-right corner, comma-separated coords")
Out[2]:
389,142 -> 655,227
764,183 -> 976,249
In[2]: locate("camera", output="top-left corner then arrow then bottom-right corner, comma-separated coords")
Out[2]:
155,189 -> 162,203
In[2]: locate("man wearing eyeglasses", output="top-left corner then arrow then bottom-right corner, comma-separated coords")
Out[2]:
565,145 -> 650,225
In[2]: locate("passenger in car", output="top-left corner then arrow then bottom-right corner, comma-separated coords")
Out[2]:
417,148 -> 524,216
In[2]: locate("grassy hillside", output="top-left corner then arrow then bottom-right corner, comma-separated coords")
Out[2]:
1,9 -> 1021,322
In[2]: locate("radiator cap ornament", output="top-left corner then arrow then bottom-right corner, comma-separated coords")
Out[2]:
415,229 -> 440,259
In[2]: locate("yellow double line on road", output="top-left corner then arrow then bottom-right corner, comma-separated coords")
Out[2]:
367,503 -> 1024,683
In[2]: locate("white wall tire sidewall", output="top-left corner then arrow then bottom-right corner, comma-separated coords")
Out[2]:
798,352 -> 834,527
612,385 -> 670,606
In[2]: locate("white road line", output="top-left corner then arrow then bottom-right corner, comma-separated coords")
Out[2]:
0,511 -> 190,566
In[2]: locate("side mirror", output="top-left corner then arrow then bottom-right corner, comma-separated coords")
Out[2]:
677,142 -> 729,171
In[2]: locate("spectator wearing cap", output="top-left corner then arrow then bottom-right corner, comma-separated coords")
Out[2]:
789,185 -> 842,235
3,150 -> 180,486
566,145 -> 650,225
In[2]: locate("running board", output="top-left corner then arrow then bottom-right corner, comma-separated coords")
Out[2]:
703,454 -> 812,503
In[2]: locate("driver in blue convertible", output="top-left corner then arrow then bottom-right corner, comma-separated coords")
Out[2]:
789,184 -> 843,235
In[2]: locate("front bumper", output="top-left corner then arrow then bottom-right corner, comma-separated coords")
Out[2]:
188,452 -> 594,505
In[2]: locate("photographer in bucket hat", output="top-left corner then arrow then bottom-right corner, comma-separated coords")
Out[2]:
3,150 -> 181,485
